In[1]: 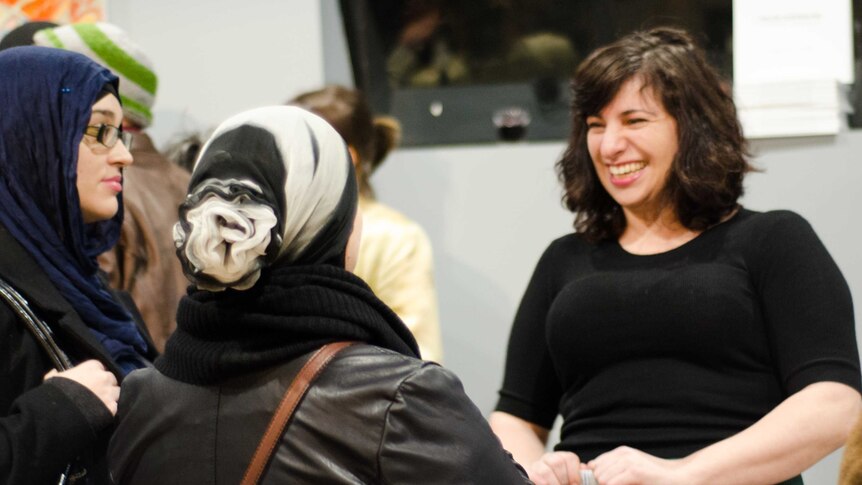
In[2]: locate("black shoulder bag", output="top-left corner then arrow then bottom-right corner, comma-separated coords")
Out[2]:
0,276 -> 72,370
0,276 -> 83,485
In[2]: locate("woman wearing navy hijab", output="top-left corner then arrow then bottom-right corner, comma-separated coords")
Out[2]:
0,46 -> 154,484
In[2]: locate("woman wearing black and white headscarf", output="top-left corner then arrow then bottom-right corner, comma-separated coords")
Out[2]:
108,106 -> 529,484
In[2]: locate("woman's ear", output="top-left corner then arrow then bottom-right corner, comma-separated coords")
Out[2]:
344,209 -> 363,272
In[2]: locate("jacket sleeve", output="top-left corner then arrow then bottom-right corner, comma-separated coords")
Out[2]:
0,378 -> 113,484
840,410 -> 862,485
378,363 -> 530,485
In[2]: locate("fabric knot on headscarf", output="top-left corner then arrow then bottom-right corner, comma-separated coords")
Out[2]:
174,179 -> 279,291
174,106 -> 357,291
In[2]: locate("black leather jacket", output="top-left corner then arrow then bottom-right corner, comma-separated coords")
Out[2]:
109,344 -> 530,484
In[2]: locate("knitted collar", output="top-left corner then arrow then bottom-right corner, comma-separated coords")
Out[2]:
156,264 -> 420,385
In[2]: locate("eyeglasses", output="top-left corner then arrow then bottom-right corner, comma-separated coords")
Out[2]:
83,124 -> 133,149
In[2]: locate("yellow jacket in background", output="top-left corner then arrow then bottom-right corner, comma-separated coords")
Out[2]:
355,196 -> 443,363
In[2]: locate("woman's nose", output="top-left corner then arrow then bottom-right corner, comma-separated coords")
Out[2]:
110,140 -> 134,167
599,125 -> 627,160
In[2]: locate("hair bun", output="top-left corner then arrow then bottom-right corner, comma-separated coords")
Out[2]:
370,116 -> 402,170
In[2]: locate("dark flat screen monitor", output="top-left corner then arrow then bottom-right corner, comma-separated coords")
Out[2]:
340,0 -> 734,146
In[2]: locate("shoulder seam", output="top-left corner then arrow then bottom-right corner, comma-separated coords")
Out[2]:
375,361 -> 437,484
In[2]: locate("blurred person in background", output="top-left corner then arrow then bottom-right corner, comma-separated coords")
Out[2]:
0,20 -> 58,50
290,85 -> 444,362
839,412 -> 862,485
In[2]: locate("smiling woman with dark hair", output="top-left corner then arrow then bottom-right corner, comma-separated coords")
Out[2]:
490,27 -> 861,485
0,46 -> 155,485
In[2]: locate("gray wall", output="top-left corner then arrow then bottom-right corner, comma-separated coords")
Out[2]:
109,0 -> 326,147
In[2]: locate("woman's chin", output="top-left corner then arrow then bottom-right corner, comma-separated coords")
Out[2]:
81,205 -> 119,223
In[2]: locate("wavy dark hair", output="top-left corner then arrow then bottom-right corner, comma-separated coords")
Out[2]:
557,27 -> 752,242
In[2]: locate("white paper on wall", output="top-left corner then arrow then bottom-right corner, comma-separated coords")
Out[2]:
733,0 -> 854,84
732,0 -> 854,138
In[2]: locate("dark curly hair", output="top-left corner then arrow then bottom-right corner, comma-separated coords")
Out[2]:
557,27 -> 752,242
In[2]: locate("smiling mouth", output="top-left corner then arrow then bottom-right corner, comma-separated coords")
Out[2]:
609,162 -> 646,177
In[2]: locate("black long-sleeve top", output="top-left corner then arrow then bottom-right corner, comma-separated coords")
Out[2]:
496,209 -> 861,462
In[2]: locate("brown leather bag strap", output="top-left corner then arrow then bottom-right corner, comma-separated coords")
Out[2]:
241,341 -> 356,485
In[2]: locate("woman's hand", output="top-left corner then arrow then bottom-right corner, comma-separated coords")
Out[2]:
528,451 -> 585,485
45,359 -> 120,415
589,446 -> 689,485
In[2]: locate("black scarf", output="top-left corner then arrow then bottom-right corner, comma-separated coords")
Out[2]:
156,263 -> 420,385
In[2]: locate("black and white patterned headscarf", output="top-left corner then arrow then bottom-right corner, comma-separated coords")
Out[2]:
173,106 -> 357,291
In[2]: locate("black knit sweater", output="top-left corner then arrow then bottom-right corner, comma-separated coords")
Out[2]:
496,209 -> 861,462
156,264 -> 419,385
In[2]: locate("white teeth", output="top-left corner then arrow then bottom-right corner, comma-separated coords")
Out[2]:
609,162 -> 646,176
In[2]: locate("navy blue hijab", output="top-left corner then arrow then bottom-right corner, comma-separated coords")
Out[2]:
0,46 -> 148,375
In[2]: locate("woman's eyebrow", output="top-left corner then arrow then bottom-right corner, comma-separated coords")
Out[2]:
588,108 -> 658,119
621,109 -> 657,116
91,109 -> 116,121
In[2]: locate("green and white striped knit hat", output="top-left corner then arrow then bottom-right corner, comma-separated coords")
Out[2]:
33,23 -> 158,128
